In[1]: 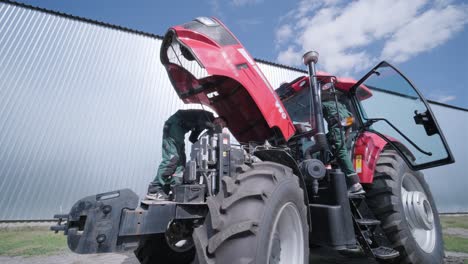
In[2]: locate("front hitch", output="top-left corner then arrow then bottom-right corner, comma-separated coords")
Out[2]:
51,187 -> 208,254
51,189 -> 139,254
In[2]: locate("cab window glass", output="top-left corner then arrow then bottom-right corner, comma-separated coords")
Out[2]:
357,63 -> 450,168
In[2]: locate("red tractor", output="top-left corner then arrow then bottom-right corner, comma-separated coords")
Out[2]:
52,17 -> 454,264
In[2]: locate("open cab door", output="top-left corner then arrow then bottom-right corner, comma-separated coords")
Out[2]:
352,61 -> 454,170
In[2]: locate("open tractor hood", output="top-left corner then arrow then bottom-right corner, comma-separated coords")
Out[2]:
160,17 -> 296,143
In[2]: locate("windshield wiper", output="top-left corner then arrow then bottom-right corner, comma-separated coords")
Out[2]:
364,118 -> 432,156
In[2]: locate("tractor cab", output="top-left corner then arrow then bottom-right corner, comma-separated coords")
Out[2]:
277,74 -> 371,131
277,62 -> 454,173
277,73 -> 372,163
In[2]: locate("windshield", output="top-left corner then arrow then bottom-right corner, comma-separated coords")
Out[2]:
281,87 -> 312,124
356,62 -> 453,169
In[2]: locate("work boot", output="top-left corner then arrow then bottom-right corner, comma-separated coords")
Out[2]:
145,182 -> 169,201
348,182 -> 365,195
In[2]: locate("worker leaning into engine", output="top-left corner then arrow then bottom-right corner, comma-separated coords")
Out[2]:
146,109 -> 224,200
322,89 -> 365,195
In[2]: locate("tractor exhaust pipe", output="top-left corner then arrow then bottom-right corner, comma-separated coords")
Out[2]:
303,51 -> 329,158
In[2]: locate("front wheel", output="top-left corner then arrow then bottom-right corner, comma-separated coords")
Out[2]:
366,150 -> 444,264
193,162 -> 309,264
134,233 -> 195,264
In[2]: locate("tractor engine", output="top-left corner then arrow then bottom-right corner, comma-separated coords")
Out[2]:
181,131 -> 245,199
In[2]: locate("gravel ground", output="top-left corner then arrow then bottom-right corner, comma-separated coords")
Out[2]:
444,228 -> 468,239
0,249 -> 375,264
0,252 -> 136,264
1,221 -> 467,263
0,221 -> 55,230
0,248 -> 465,264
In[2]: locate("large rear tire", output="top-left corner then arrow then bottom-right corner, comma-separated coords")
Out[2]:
134,234 -> 195,264
366,150 -> 444,264
193,162 -> 309,264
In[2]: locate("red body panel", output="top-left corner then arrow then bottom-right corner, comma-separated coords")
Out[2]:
352,132 -> 388,183
165,19 -> 296,143
162,18 -> 394,184
288,75 -> 372,100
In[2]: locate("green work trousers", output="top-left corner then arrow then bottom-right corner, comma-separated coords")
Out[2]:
153,135 -> 186,191
327,126 -> 359,184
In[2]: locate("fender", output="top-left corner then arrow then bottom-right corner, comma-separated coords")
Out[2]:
253,149 -> 312,232
353,131 -> 415,183
353,132 -> 386,183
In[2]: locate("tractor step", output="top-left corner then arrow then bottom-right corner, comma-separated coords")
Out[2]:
356,218 -> 381,226
348,193 -> 366,200
372,246 -> 400,260
141,200 -> 176,206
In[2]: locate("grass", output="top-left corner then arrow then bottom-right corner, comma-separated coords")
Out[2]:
444,235 -> 468,253
441,215 -> 468,230
1,216 -> 468,258
440,215 -> 468,254
0,227 -> 67,257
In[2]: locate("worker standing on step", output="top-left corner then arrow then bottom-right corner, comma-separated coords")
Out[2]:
322,89 -> 365,195
146,109 -> 223,200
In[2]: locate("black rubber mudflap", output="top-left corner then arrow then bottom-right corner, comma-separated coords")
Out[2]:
372,246 -> 400,260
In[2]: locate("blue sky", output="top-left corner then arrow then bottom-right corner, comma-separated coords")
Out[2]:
19,0 -> 468,108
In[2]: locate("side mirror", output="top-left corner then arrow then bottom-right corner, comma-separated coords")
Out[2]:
414,110 -> 438,136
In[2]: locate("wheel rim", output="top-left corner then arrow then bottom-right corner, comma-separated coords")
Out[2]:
165,221 -> 194,253
267,202 -> 304,264
401,173 -> 436,253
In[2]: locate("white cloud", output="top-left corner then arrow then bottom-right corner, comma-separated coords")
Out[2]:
293,0 -> 343,17
382,5 -> 468,62
275,24 -> 293,45
231,0 -> 263,7
275,0 -> 468,76
437,95 -> 457,103
237,18 -> 263,31
429,94 -> 457,103
276,46 -> 302,66
208,0 -> 224,19
434,0 -> 456,7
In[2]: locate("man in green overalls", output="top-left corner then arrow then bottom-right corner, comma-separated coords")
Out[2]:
322,90 -> 364,195
146,109 -> 220,200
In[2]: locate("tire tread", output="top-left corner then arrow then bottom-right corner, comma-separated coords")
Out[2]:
366,150 -> 443,264
194,161 -> 307,264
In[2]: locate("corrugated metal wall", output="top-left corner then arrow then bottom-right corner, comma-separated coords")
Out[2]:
0,2 -> 466,220
0,2 -> 184,220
